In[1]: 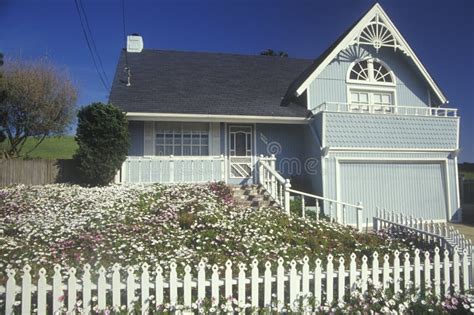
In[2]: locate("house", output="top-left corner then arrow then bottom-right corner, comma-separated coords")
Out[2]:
109,3 -> 460,225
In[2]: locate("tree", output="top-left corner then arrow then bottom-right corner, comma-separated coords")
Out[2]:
0,57 -> 77,157
74,102 -> 129,186
260,49 -> 288,57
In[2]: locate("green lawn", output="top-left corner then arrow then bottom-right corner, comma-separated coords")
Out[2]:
0,136 -> 78,159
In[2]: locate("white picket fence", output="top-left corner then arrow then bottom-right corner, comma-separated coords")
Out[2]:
1,249 -> 472,314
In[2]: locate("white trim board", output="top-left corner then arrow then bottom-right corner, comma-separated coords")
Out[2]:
295,3 -> 447,104
126,112 -> 309,124
327,147 -> 458,153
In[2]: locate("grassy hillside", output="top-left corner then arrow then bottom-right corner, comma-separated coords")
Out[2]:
0,136 -> 78,159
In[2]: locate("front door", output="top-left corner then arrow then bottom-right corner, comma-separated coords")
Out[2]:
228,125 -> 253,180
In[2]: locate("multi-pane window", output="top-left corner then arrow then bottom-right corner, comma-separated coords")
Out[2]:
349,59 -> 394,83
155,122 -> 209,156
350,91 -> 369,104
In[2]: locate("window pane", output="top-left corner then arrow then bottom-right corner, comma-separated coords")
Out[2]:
156,134 -> 164,144
201,134 -> 209,145
191,146 -> 200,155
156,145 -> 165,156
173,134 -> 182,145
351,92 -> 359,103
183,134 -> 191,145
359,93 -> 369,103
201,146 -> 209,156
174,146 -> 182,156
183,146 -> 191,156
373,94 -> 382,103
382,94 -> 391,104
165,134 -> 173,145
192,134 -> 200,145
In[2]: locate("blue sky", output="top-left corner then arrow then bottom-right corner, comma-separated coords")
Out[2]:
1,0 -> 473,161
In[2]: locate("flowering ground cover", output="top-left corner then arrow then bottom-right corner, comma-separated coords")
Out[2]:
1,182 -> 421,277
2,183 -> 474,314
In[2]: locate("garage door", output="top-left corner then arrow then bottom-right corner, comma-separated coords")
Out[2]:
339,162 -> 448,224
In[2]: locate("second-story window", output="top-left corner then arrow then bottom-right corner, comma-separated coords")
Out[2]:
347,58 -> 396,111
348,58 -> 394,84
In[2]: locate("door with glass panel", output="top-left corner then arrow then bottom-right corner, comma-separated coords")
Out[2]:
349,90 -> 394,113
228,125 -> 253,179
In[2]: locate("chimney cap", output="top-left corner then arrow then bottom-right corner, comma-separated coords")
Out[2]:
127,35 -> 143,53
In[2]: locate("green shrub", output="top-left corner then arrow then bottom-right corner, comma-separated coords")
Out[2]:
74,103 -> 129,186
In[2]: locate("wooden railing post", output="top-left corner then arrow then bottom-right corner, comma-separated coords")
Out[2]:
301,196 -> 305,218
357,202 -> 363,232
270,155 -> 277,199
373,206 -> 379,232
220,155 -> 226,182
258,155 -> 264,185
169,155 -> 175,183
284,179 -> 291,215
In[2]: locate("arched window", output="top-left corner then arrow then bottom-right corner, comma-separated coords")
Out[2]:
348,59 -> 394,84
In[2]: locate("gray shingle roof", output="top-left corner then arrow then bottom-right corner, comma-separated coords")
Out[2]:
109,49 -> 312,117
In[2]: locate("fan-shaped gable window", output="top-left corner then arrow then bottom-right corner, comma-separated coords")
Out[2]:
348,59 -> 394,84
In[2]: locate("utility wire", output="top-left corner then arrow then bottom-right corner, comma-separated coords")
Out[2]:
77,0 -> 110,87
74,0 -> 109,92
122,0 -> 131,86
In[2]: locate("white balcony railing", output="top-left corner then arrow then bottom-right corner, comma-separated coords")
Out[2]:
313,102 -> 458,117
121,155 -> 226,184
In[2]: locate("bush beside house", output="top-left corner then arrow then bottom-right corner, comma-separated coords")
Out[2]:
74,102 -> 129,186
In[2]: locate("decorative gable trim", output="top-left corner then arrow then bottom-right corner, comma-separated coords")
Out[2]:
295,3 -> 447,104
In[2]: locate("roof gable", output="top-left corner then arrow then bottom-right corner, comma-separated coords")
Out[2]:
292,3 -> 447,104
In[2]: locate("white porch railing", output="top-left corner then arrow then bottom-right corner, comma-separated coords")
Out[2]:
121,155 -> 226,184
287,188 -> 364,231
2,249 -> 471,314
313,102 -> 458,117
257,156 -> 363,231
257,155 -> 289,208
373,208 -> 473,256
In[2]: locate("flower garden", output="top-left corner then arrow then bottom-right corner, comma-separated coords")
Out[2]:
1,183 -> 473,314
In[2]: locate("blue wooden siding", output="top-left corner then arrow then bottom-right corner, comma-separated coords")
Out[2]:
302,122 -> 323,194
323,112 -> 458,149
255,124 -> 306,180
308,45 -> 434,109
128,121 -> 144,156
321,151 -> 459,224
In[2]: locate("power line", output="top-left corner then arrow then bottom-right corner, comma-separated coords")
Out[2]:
77,0 -> 110,87
122,0 -> 131,86
73,0 -> 109,92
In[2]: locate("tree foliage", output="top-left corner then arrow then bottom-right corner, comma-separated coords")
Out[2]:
260,49 -> 289,57
74,102 -> 129,186
0,57 -> 77,157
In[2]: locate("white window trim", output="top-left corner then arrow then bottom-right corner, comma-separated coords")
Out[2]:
346,58 -> 396,87
346,85 -> 397,107
153,122 -> 211,157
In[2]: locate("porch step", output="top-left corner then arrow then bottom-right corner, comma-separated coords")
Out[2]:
230,185 -> 278,209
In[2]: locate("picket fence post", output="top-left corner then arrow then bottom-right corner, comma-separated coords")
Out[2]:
2,248 -> 473,314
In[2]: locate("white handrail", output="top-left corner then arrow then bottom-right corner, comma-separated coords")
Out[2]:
288,188 -> 363,231
287,188 -> 360,209
257,155 -> 363,231
373,208 -> 472,256
312,102 -> 458,117
257,155 -> 288,209
260,161 -> 285,183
